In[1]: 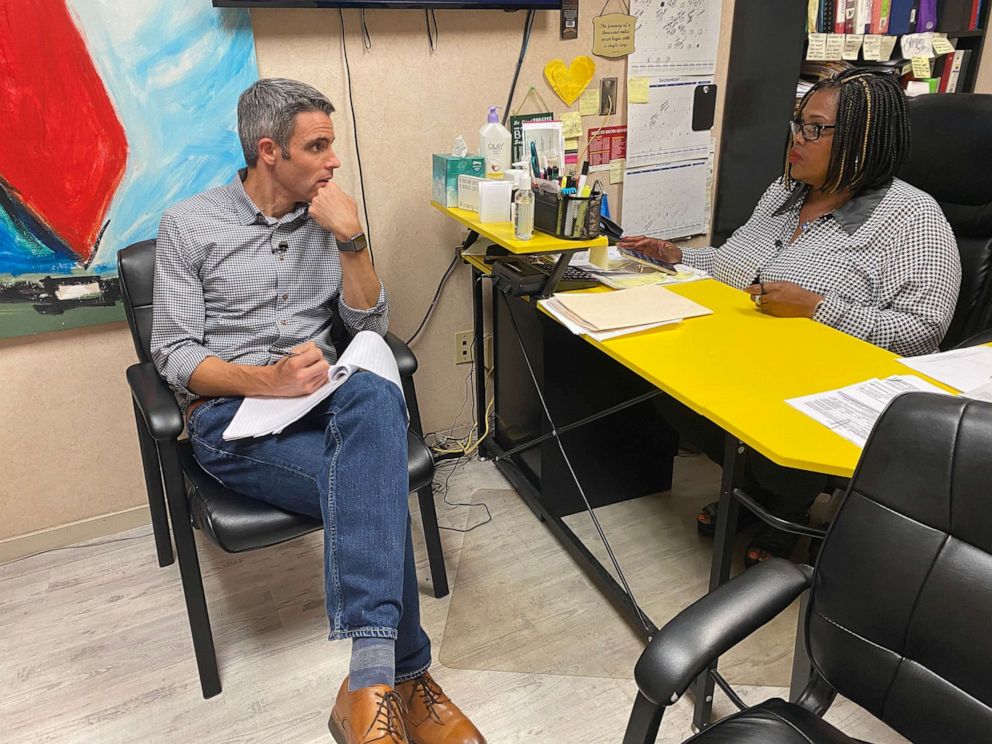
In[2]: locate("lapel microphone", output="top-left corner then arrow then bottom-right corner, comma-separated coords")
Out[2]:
272,241 -> 289,255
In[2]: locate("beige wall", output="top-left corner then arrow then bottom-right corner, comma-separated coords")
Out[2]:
977,29 -> 992,93
0,2 -> 735,552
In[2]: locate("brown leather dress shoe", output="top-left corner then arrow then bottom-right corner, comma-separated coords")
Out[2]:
328,678 -> 410,744
396,672 -> 486,744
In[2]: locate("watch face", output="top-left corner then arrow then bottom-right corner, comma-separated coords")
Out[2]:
339,232 -> 367,252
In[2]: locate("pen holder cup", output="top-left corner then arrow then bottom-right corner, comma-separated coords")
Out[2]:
533,190 -> 603,241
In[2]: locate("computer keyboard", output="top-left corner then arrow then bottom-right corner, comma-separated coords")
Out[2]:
526,256 -> 599,285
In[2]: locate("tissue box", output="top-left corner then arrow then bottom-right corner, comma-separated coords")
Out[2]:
478,180 -> 512,223
433,154 -> 486,207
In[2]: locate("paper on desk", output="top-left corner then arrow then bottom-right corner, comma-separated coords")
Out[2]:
787,375 -> 949,448
897,345 -> 992,392
547,284 -> 711,332
963,381 -> 992,403
222,331 -> 402,440
538,297 -> 679,340
571,249 -> 709,289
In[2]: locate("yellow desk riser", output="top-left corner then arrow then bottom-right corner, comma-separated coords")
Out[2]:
432,201 -> 608,255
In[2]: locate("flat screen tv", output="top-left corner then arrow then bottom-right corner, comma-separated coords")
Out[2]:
214,0 -> 560,9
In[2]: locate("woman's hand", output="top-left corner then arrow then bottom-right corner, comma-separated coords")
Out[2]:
617,235 -> 683,264
746,281 -> 822,318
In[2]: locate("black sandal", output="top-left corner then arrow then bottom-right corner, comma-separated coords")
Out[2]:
696,500 -> 758,537
744,522 -> 805,567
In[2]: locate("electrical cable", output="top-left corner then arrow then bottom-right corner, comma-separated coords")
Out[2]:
406,253 -> 460,346
360,10 -> 372,50
502,9 -> 536,127
432,455 -> 493,533
496,290 -> 653,635
425,9 -> 439,52
1,528 -> 154,568
338,9 -> 375,264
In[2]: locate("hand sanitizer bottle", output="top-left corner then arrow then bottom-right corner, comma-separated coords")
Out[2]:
514,174 -> 534,240
480,106 -> 511,179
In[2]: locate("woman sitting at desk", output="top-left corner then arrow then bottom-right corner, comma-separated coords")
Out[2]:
619,68 -> 961,565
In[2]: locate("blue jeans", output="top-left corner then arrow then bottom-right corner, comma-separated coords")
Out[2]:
187,372 -> 432,682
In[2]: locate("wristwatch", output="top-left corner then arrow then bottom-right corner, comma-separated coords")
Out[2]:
337,231 -> 367,253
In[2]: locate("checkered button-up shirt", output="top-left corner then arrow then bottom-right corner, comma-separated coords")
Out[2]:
150,172 -> 388,414
681,177 -> 960,356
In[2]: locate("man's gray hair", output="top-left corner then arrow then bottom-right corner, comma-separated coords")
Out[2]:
237,78 -> 335,166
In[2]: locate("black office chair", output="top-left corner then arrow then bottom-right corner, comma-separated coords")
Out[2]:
899,93 -> 992,349
624,392 -> 992,744
118,239 -> 447,699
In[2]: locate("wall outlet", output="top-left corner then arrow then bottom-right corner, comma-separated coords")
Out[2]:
455,330 -> 474,364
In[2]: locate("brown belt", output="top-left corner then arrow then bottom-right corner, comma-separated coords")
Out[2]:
186,397 -> 213,422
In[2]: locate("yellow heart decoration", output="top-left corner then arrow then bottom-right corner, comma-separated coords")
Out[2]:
544,56 -> 597,107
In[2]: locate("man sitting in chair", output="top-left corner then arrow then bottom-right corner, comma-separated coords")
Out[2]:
151,78 -> 485,744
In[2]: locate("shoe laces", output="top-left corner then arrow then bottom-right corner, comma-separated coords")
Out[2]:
364,690 -> 407,742
412,675 -> 447,724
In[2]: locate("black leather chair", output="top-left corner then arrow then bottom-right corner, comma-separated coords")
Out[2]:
118,239 -> 447,699
624,392 -> 992,743
899,94 -> 992,349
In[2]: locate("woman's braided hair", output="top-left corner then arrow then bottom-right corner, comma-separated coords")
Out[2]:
785,67 -> 911,194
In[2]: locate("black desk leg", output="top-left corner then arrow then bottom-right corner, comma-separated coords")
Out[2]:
691,434 -> 747,730
472,267 -> 488,442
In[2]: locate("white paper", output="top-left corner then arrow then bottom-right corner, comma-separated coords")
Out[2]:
628,0 -> 722,77
620,159 -> 711,241
787,375 -> 949,448
901,32 -> 935,60
963,381 -> 992,403
625,78 -> 714,168
897,346 -> 992,392
222,331 -> 402,441
538,297 -> 679,340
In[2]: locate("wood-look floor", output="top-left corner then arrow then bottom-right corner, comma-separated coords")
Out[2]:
0,457 -> 906,743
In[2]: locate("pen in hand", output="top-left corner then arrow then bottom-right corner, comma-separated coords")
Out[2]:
269,347 -> 299,358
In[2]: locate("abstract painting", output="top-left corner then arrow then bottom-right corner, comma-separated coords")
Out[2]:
0,1 -> 258,338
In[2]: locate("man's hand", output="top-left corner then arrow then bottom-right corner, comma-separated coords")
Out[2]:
746,281 -> 822,318
616,234 -> 683,264
309,182 -> 363,242
267,341 -> 330,397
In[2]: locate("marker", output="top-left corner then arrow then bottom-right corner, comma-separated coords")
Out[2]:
529,141 -> 540,179
576,161 -> 589,195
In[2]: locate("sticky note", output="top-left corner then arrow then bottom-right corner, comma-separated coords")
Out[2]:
825,34 -> 845,61
879,35 -> 899,61
932,35 -> 955,55
912,56 -> 932,79
564,137 -> 579,151
561,111 -> 583,140
588,246 -> 610,268
579,88 -> 600,116
806,33 -> 827,61
609,158 -> 625,184
628,77 -> 650,104
862,35 -> 882,61
842,34 -> 863,61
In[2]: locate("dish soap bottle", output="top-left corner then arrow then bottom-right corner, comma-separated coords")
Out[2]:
480,106 -> 511,179
514,174 -> 534,240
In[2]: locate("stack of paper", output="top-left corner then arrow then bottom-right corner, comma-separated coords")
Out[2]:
897,346 -> 992,394
787,375 -> 949,448
222,331 -> 403,441
539,284 -> 711,341
570,247 -> 709,290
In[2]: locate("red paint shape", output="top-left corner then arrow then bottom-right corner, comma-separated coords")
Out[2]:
0,0 -> 128,263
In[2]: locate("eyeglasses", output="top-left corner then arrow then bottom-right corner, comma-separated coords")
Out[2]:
789,119 -> 837,142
